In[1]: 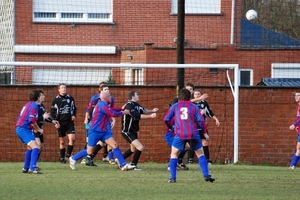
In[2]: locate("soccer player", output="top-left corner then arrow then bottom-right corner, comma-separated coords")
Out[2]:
16,90 -> 44,174
50,83 -> 77,163
83,82 -> 116,166
34,90 -> 60,167
120,91 -> 158,170
289,91 -> 300,169
164,88 -> 215,183
69,91 -> 133,171
189,89 -> 220,164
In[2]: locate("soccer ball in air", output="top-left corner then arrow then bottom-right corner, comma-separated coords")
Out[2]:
246,9 -> 257,21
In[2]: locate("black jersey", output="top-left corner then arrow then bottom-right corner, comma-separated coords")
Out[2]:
193,100 -> 215,119
51,94 -> 77,122
121,101 -> 146,133
37,104 -> 53,128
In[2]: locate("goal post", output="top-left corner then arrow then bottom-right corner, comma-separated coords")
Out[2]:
0,61 -> 240,163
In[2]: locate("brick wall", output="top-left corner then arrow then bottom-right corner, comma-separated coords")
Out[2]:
1,86 -> 298,166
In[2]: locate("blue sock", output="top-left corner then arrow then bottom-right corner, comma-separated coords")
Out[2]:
112,147 -> 126,167
30,148 -> 40,171
198,155 -> 209,177
23,149 -> 32,170
108,151 -> 114,160
169,158 -> 177,180
291,154 -> 300,166
73,149 -> 88,161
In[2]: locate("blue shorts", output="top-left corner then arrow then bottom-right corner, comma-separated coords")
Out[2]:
87,129 -> 112,146
298,134 -> 300,143
172,134 -> 202,151
164,130 -> 174,147
16,127 -> 35,145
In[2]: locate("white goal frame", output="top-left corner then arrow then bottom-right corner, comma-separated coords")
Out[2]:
0,62 -> 239,163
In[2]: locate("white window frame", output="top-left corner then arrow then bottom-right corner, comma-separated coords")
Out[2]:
171,0 -> 221,14
124,68 -> 144,85
33,0 -> 113,23
272,63 -> 300,78
239,69 -> 253,86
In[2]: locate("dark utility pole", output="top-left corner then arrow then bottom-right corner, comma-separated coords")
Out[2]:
177,0 -> 185,95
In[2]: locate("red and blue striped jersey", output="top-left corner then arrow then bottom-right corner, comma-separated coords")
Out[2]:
89,100 -> 122,132
164,100 -> 206,140
16,101 -> 39,129
86,93 -> 115,113
293,105 -> 300,133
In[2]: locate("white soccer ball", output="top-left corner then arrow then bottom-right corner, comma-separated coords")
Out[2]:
246,9 -> 257,20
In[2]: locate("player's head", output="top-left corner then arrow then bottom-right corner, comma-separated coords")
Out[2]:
194,89 -> 202,99
30,90 -> 43,101
294,92 -> 300,103
36,89 -> 45,103
100,84 -> 110,93
58,83 -> 67,96
179,88 -> 191,101
185,82 -> 195,94
128,91 -> 139,102
100,91 -> 111,103
169,97 -> 178,107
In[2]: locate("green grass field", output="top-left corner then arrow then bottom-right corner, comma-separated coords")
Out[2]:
1,161 -> 299,200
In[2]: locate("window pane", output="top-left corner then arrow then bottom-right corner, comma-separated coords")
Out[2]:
61,13 -> 83,19
34,12 -> 56,18
88,13 -> 110,19
240,71 -> 250,86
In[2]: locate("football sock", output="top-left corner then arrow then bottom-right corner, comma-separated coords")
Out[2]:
60,148 -> 66,159
203,146 -> 210,161
123,148 -> 133,159
198,155 -> 209,177
291,154 -> 300,166
131,150 -> 142,166
30,148 -> 40,171
169,158 -> 178,180
108,150 -> 114,160
73,149 -> 88,161
91,144 -> 102,159
113,147 -> 127,167
178,150 -> 186,164
103,145 -> 108,158
23,149 -> 32,170
188,149 -> 195,162
66,145 -> 74,158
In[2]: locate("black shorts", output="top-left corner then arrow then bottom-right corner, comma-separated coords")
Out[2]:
199,129 -> 209,140
121,131 -> 138,144
57,121 -> 75,137
34,132 -> 44,143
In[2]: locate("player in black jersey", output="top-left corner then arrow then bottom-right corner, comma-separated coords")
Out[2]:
120,91 -> 158,170
50,83 -> 77,163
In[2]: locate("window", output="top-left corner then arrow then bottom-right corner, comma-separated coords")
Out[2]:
171,0 -> 221,14
239,69 -> 253,86
0,71 -> 13,85
272,63 -> 300,78
33,0 -> 113,23
124,68 -> 144,85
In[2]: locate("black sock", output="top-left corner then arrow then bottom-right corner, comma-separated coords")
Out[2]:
123,149 -> 133,159
203,146 -> 210,161
178,150 -> 186,164
188,149 -> 194,162
103,145 -> 108,158
60,148 -> 66,159
131,150 -> 142,166
91,144 -> 102,159
66,145 -> 73,158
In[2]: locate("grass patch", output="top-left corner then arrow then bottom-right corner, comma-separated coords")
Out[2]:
1,161 -> 299,200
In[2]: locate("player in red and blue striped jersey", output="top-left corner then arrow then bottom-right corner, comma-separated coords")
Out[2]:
16,90 -> 44,174
69,91 -> 133,171
164,88 -> 215,183
289,92 -> 300,169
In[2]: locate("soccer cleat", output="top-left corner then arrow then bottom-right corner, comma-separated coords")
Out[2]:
289,165 -> 295,169
86,161 -> 97,167
35,167 -> 41,171
208,160 -> 213,165
167,167 -> 170,171
188,159 -> 194,164
60,158 -> 67,164
178,163 -> 189,170
132,166 -> 142,171
204,175 -> 215,183
80,158 -> 86,164
22,168 -> 29,173
109,160 -> 116,165
69,157 -> 76,170
28,168 -> 42,174
121,164 -> 130,171
102,157 -> 109,162
168,179 -> 176,183
115,158 -> 121,168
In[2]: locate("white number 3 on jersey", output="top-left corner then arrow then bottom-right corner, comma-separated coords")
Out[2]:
180,107 -> 188,120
